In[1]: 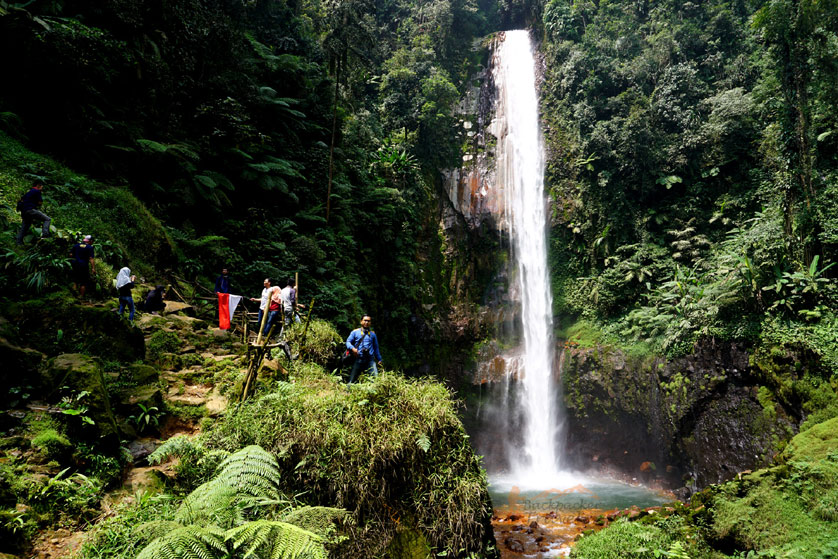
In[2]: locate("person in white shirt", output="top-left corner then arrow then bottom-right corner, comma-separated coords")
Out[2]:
280,278 -> 305,325
250,278 -> 278,332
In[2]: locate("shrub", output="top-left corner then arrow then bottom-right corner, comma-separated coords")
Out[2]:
203,371 -> 494,558
283,318 -> 343,367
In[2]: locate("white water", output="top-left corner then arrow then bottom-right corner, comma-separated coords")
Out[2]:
493,30 -> 564,486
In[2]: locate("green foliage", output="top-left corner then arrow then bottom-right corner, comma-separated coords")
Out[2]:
128,404 -> 161,434
2,241 -> 69,293
199,371 -> 493,557
26,467 -> 103,522
77,493 -> 179,559
30,428 -> 71,461
542,0 -> 838,368
571,518 -> 672,558
282,318 -> 342,366
137,445 -> 331,559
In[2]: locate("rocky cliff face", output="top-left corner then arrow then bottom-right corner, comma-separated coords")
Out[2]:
560,339 -> 808,494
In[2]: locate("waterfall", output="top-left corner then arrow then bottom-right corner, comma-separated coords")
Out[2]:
492,30 -> 563,484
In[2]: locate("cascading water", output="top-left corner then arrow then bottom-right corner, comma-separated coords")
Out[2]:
491,30 -> 564,486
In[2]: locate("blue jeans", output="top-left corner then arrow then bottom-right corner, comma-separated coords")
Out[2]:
16,209 -> 51,244
284,308 -> 302,325
263,310 -> 282,336
118,296 -> 135,322
349,359 -> 378,384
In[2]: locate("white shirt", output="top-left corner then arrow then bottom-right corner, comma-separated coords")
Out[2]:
259,287 -> 271,310
280,286 -> 295,311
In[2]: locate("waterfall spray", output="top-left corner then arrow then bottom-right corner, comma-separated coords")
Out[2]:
493,30 -> 563,484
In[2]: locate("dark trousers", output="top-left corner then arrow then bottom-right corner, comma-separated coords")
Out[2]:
16,209 -> 51,244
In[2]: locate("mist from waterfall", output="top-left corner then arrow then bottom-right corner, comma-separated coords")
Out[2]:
492,30 -> 564,486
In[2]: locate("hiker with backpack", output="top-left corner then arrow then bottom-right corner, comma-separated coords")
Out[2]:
70,235 -> 96,299
345,315 -> 383,384
15,179 -> 51,245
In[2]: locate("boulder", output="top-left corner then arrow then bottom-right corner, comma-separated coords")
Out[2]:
124,363 -> 159,385
117,384 -> 162,411
0,337 -> 44,393
47,354 -> 119,438
163,301 -> 195,317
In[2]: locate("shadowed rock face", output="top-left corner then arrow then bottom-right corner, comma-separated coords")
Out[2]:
560,339 -> 802,493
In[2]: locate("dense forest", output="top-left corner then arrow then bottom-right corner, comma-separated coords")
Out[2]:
1,0 -> 498,366
1,0 -> 838,557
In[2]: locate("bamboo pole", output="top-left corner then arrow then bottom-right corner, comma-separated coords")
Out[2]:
255,289 -> 272,346
242,323 -> 276,402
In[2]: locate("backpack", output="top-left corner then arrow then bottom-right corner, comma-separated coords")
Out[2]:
16,196 -> 25,212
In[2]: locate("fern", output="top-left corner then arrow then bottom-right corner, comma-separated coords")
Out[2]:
148,435 -> 202,465
136,525 -> 226,559
175,446 -> 282,526
280,506 -> 352,537
138,445 -> 340,559
227,519 -> 327,559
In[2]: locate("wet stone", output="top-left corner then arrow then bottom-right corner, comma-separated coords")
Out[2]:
504,538 -> 524,553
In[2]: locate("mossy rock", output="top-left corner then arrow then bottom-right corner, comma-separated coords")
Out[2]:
146,330 -> 183,363
781,417 -> 838,463
116,384 -> 162,413
155,352 -> 182,371
30,428 -> 72,463
6,297 -> 144,361
0,337 -> 44,394
47,353 -> 119,438
124,363 -> 159,385
386,519 -> 432,559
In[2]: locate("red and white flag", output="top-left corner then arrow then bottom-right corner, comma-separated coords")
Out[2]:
217,293 -> 243,330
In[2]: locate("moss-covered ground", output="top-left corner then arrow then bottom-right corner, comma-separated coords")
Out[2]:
570,418 -> 838,559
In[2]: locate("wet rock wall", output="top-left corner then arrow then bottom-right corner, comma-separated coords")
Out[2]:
560,339 -> 808,493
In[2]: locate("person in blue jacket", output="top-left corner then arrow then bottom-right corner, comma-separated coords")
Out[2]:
215,268 -> 231,294
15,179 -> 51,244
346,315 -> 383,384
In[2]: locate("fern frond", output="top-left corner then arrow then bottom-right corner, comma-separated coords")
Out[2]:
137,520 -> 184,542
136,525 -> 226,559
227,519 -> 327,559
149,435 -> 202,465
175,445 -> 282,526
280,506 -> 351,536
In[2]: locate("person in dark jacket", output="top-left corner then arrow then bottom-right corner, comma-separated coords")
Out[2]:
141,285 -> 166,314
70,235 -> 95,299
116,267 -> 136,322
345,315 -> 383,384
15,180 -> 51,245
215,268 -> 231,294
